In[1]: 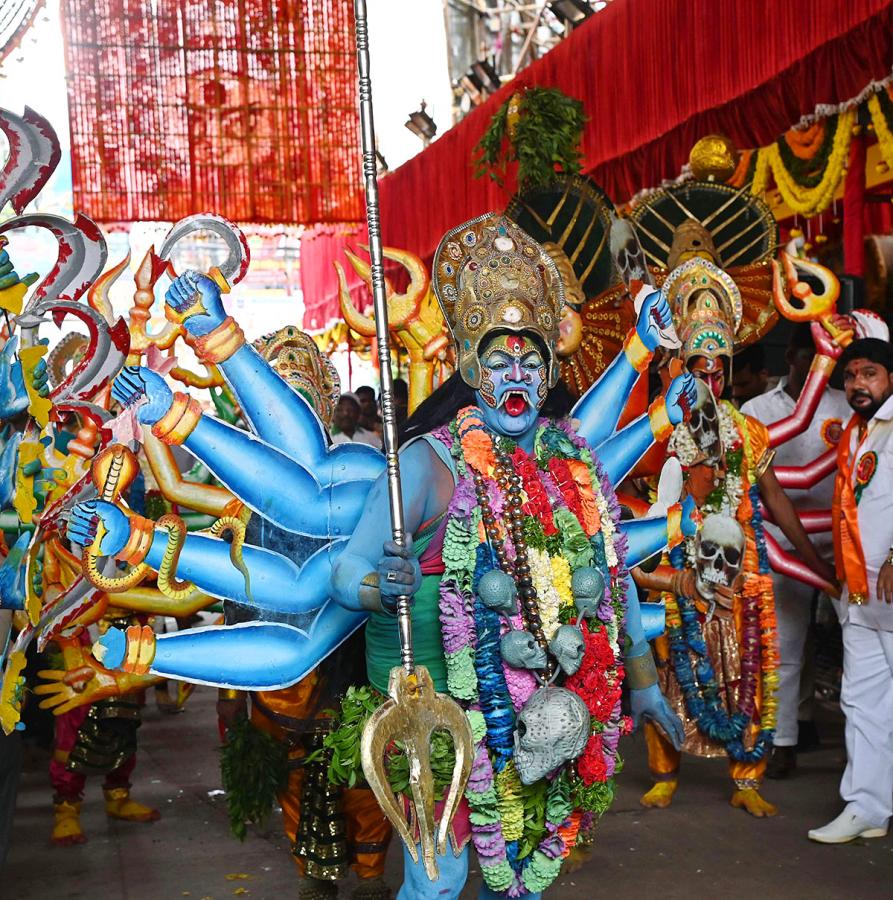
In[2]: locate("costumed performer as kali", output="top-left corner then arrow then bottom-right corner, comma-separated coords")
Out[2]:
67,214 -> 701,898
633,255 -> 839,818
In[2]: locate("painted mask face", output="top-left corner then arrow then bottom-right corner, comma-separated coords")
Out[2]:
688,354 -> 727,400
476,333 -> 547,438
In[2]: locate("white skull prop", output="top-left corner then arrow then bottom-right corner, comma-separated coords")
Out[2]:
695,514 -> 745,600
610,217 -> 649,285
514,686 -> 590,785
685,379 -> 722,465
501,630 -> 547,670
549,624 -> 586,676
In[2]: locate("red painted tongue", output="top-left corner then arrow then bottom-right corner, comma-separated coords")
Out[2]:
505,394 -> 526,417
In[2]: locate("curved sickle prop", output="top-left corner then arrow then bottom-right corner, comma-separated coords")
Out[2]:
159,213 -> 250,292
0,213 -> 108,351
0,107 -> 61,214
17,300 -> 128,420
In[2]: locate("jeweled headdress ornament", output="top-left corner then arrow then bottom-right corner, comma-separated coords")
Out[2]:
253,326 -> 340,426
662,257 -> 743,367
432,213 -> 564,389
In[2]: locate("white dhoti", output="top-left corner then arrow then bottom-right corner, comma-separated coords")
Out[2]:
839,620 -> 893,828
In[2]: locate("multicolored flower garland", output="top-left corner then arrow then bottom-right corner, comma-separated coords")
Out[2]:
436,406 -> 629,896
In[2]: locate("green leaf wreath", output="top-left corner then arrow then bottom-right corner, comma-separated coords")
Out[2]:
474,87 -> 586,190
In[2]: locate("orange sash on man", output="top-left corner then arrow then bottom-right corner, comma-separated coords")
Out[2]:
833,415 -> 869,604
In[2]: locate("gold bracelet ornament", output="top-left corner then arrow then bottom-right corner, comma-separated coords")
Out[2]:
648,397 -> 673,442
186,316 -> 246,364
810,354 -> 837,378
666,502 -> 691,549
151,393 -> 203,446
122,623 -> 156,675
117,515 -> 156,566
623,329 -> 651,373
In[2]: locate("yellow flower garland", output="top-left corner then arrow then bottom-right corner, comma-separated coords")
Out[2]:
868,92 -> 893,171
751,109 -> 854,218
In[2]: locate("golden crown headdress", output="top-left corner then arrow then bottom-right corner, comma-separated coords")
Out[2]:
662,257 -> 743,365
432,213 -> 564,390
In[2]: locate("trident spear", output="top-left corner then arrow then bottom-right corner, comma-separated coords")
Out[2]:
352,0 -> 473,881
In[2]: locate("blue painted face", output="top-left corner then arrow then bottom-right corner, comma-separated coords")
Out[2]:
475,333 -> 547,440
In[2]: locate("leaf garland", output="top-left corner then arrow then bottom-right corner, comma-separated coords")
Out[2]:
323,685 -> 459,800
219,717 -> 288,841
474,87 -> 586,190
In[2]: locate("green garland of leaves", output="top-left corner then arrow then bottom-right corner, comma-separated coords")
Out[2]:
323,686 -> 458,800
219,717 -> 289,841
474,88 -> 586,190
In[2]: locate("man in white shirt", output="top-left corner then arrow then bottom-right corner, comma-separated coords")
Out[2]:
330,393 -> 382,449
809,337 -> 893,844
741,327 -> 851,777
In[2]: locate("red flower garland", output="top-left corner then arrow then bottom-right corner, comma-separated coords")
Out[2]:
511,447 -> 558,535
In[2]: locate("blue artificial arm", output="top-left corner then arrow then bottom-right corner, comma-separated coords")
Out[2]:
142,528 -> 345,614
572,337 -> 645,449
619,495 -> 698,569
572,289 -> 676,446
593,372 -> 698,485
98,602 -> 368,690
182,414 -> 373,537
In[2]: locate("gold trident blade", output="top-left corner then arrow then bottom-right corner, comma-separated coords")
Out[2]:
360,665 -> 474,881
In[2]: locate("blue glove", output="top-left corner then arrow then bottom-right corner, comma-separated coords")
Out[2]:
630,682 -> 685,750
165,270 -> 227,337
377,538 -> 420,615
635,290 -> 673,352
664,372 -> 697,426
66,500 -> 132,556
112,366 -> 174,426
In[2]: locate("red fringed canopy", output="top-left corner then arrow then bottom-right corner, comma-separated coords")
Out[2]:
61,0 -> 362,224
376,0 -> 893,266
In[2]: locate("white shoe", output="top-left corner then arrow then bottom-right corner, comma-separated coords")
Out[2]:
808,809 -> 888,844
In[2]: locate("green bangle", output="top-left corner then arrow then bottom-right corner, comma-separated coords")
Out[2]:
625,650 -> 659,690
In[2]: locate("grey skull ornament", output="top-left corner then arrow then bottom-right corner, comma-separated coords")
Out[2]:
477,569 -> 517,615
501,630 -> 547,670
514,686 -> 590,784
571,566 -> 605,620
549,624 -> 586,676
695,513 -> 745,601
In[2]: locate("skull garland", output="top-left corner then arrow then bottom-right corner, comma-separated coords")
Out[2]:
514,686 -> 591,784
571,566 -> 606,620
477,569 -> 518,615
695,514 -> 745,601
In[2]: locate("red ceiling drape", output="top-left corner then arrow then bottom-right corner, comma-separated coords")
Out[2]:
375,0 -> 893,268
61,0 -> 362,225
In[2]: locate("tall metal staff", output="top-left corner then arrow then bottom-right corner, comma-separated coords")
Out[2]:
353,0 -> 473,881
